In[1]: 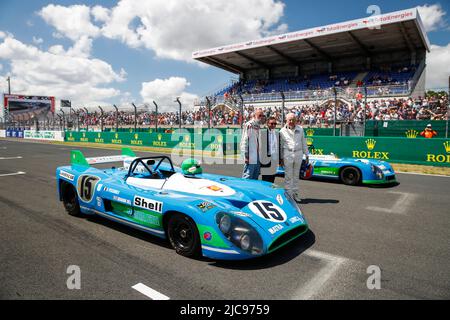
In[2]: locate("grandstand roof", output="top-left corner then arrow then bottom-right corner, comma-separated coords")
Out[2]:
192,8 -> 430,74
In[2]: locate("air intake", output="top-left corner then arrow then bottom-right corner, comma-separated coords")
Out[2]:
268,225 -> 308,253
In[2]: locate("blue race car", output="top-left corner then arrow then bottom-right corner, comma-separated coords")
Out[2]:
56,148 -> 309,260
277,153 -> 397,186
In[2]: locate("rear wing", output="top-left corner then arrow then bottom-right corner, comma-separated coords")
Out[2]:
71,147 -> 136,166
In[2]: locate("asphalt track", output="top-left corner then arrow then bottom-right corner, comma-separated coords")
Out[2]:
0,139 -> 449,300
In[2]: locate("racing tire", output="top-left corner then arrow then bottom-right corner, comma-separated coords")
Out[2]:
61,182 -> 81,217
339,167 -> 361,186
167,213 -> 201,258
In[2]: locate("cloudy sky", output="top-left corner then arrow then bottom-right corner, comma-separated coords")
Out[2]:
0,0 -> 449,111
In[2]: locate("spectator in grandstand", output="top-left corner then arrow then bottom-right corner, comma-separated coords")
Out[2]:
68,93 -> 447,132
279,113 -> 309,203
260,116 -> 279,183
240,108 -> 264,180
420,124 -> 438,139
432,107 -> 446,120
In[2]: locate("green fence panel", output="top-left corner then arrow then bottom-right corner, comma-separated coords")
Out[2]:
365,120 -> 449,138
65,131 -> 450,167
66,131 -> 220,151
306,136 -> 450,167
303,127 -> 339,137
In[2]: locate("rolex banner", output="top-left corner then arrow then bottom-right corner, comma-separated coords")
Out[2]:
64,131 -> 231,155
64,131 -> 450,167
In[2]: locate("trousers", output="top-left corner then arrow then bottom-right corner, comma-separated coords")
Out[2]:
283,151 -> 302,196
242,163 -> 261,180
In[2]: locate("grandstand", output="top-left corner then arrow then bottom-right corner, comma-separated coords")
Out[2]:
4,8 -> 443,135
193,8 -> 430,109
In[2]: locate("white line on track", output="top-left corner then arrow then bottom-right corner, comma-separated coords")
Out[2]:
0,171 -> 26,177
397,171 -> 450,178
132,283 -> 170,300
0,156 -> 22,160
292,249 -> 348,300
366,191 -> 417,215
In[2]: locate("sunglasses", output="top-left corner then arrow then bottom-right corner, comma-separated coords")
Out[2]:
268,122 -> 277,125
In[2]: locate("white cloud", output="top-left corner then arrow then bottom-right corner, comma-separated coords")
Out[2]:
39,0 -> 287,62
427,43 -> 450,89
66,36 -> 93,58
92,5 -> 110,23
140,77 -> 199,111
38,4 -> 101,41
52,32 -> 64,39
119,91 -> 133,106
48,37 -> 93,58
103,0 -> 286,61
0,64 -> 3,71
417,4 -> 447,32
32,36 -> 44,45
0,36 -> 125,106
0,31 -> 13,40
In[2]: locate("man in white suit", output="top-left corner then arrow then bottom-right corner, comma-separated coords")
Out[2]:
279,113 -> 309,202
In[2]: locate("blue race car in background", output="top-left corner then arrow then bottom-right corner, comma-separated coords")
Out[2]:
56,148 -> 309,260
277,153 -> 397,186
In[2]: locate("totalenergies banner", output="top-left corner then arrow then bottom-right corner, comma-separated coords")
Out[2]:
192,8 -> 420,59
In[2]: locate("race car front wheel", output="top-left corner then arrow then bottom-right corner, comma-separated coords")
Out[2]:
167,213 -> 201,258
61,182 -> 81,217
339,167 -> 361,186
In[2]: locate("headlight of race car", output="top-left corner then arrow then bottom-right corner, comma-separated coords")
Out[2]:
215,212 -> 263,255
371,164 -> 384,179
219,214 -> 231,234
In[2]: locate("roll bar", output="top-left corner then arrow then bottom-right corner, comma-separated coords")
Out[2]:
126,156 -> 175,178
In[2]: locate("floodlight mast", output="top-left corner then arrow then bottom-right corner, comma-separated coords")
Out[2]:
153,101 -> 159,131
98,106 -> 104,132
131,103 -> 138,131
205,97 -> 211,129
113,104 -> 119,131
176,97 -> 182,129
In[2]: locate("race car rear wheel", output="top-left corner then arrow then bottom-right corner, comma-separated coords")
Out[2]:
167,213 -> 201,258
339,167 -> 361,186
61,182 -> 81,217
